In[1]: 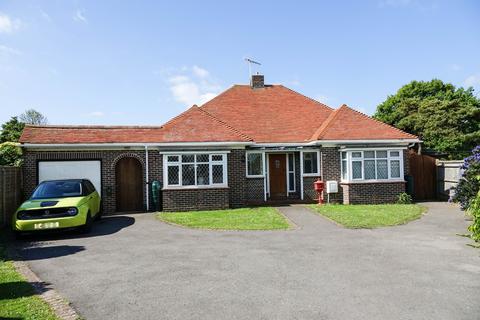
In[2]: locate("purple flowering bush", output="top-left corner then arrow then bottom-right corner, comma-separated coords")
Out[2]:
453,146 -> 480,210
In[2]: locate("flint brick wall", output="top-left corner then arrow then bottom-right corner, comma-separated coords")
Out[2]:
341,182 -> 406,204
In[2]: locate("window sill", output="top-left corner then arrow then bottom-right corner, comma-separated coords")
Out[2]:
163,185 -> 229,190
340,179 -> 406,184
302,174 -> 320,177
246,175 -> 265,179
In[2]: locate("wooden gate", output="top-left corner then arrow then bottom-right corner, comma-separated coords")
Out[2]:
408,150 -> 437,200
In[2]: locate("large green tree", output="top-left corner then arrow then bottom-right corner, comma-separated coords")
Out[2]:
0,116 -> 25,143
0,109 -> 48,166
374,79 -> 480,159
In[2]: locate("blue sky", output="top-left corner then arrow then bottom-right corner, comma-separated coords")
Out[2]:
0,0 -> 479,125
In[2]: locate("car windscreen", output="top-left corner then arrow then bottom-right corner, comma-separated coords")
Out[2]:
31,181 -> 83,199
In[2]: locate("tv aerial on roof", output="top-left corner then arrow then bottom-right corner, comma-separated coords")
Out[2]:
244,58 -> 261,77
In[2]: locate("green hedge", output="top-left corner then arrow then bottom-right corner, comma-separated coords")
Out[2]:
468,190 -> 480,242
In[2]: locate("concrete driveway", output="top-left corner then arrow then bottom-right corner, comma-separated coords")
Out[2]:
13,203 -> 480,320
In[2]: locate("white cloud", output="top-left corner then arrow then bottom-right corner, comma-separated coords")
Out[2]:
39,9 -> 52,22
0,45 -> 22,56
87,111 -> 105,117
167,66 -> 221,106
192,65 -> 209,78
73,9 -> 88,24
0,12 -> 22,34
464,74 -> 480,88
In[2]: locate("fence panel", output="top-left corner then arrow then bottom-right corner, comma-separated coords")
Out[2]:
408,151 -> 437,200
0,166 -> 22,228
436,160 -> 463,201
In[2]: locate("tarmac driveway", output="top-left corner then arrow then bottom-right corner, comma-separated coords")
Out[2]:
13,203 -> 480,320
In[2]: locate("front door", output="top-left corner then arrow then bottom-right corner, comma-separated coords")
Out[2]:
269,154 -> 287,199
116,157 -> 143,212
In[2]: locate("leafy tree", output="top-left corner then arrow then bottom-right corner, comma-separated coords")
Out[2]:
0,116 -> 25,143
0,142 -> 22,166
374,79 -> 480,159
19,109 -> 48,125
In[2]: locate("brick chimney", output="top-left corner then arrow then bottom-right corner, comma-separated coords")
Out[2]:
251,74 -> 264,89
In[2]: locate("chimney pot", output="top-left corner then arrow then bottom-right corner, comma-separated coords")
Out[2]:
251,74 -> 264,89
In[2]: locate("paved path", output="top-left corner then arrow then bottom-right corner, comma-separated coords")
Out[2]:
13,203 -> 480,320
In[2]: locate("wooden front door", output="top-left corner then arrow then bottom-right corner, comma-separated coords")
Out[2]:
269,154 -> 287,199
116,157 -> 143,212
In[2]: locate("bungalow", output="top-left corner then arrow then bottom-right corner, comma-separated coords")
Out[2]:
19,75 -> 419,214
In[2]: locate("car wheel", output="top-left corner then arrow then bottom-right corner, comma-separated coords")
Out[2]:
80,212 -> 93,234
94,210 -> 102,221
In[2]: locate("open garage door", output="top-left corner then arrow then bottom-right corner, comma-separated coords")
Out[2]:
38,161 -> 102,195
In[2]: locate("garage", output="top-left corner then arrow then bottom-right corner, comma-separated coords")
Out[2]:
38,161 -> 102,195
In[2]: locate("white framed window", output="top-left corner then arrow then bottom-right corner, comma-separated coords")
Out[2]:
302,150 -> 320,176
246,152 -> 265,178
340,149 -> 404,182
163,152 -> 228,188
287,153 -> 295,192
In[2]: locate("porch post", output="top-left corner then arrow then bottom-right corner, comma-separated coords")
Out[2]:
300,150 -> 304,200
262,152 -> 267,202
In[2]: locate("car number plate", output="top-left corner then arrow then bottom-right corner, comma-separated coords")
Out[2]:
34,222 -> 60,229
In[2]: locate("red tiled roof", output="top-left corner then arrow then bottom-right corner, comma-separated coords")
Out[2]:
20,84 -> 418,145
201,85 -> 333,143
19,105 -> 253,144
312,104 -> 417,140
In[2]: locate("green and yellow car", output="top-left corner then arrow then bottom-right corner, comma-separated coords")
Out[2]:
12,179 -> 101,237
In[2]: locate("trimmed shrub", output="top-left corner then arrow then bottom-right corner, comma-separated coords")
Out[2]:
397,192 -> 412,204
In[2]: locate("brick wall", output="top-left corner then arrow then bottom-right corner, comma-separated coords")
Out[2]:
162,188 -> 229,211
320,147 -> 343,203
246,178 -> 265,203
341,182 -> 406,204
228,150 -> 246,208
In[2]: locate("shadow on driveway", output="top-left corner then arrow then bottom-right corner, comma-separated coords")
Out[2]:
16,245 -> 86,261
15,215 -> 135,242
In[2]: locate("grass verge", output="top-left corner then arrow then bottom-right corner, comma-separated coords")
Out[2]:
157,207 -> 291,230
307,204 -> 426,228
0,232 -> 59,320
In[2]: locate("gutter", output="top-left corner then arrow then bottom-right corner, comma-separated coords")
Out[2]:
21,141 -> 254,149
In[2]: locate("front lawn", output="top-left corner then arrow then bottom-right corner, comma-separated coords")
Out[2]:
157,207 -> 291,230
307,204 -> 425,228
0,234 -> 59,320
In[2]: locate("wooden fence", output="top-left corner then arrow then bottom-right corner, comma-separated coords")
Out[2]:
407,151 -> 437,201
0,166 -> 22,228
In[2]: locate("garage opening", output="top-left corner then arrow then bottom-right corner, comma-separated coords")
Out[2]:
38,160 -> 102,195
115,157 -> 143,212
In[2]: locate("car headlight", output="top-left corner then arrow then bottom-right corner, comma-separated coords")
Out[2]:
66,207 -> 78,216
17,211 -> 27,219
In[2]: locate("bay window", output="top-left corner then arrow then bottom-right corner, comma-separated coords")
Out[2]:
340,149 -> 404,182
164,153 -> 228,188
